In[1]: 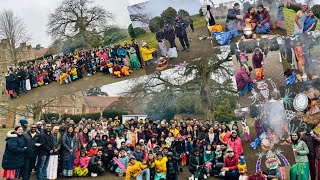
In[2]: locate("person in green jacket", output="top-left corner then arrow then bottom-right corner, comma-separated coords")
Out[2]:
290,132 -> 310,180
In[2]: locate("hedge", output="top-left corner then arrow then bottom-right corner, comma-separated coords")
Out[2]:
61,113 -> 101,124
102,110 -> 128,119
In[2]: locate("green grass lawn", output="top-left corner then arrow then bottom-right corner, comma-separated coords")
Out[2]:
284,8 -> 320,35
119,15 -> 206,49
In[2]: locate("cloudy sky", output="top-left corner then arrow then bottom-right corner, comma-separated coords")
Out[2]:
0,0 -> 136,48
128,0 -> 202,28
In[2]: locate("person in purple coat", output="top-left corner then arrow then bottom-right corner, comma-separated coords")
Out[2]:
235,66 -> 256,96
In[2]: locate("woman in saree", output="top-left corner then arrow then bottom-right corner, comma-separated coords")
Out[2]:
219,123 -> 231,144
294,41 -> 305,73
61,126 -> 77,178
303,10 -> 318,33
243,7 -> 257,29
290,132 -> 310,180
252,48 -> 264,80
255,5 -> 272,34
294,5 -> 308,34
128,44 -> 141,70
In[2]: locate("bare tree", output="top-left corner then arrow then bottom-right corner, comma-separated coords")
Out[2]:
127,2 -> 150,27
123,48 -> 237,122
0,9 -> 30,66
47,0 -> 114,41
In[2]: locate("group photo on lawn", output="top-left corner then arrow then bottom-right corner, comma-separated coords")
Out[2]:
0,0 -> 320,180
127,0 -> 213,74
201,0 -> 287,46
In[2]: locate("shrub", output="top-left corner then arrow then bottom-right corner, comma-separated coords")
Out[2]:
128,24 -> 136,38
311,4 -> 320,19
214,99 -> 236,122
132,27 -> 146,38
268,38 -> 280,51
102,110 -> 128,119
46,113 -> 59,121
161,7 -> 177,25
287,3 -> 302,12
149,16 -> 164,33
238,40 -> 258,53
178,9 -> 190,18
199,8 -> 204,16
61,113 -> 101,124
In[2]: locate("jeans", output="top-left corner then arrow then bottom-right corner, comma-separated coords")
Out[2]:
178,34 -> 190,49
21,80 -> 27,92
22,156 -> 37,180
136,168 -> 150,180
219,170 -> 239,180
37,155 -> 50,180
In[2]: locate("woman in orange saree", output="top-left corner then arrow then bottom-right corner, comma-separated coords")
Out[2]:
219,124 -> 231,144
294,42 -> 305,73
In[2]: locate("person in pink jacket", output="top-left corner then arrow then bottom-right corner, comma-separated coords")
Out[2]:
227,130 -> 243,158
73,151 -> 90,176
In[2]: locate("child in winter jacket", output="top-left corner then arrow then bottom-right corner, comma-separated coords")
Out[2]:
115,150 -> 129,177
73,151 -> 90,176
87,143 -> 98,157
150,152 -> 168,180
204,144 -> 215,177
166,152 -> 178,180
240,50 -> 249,67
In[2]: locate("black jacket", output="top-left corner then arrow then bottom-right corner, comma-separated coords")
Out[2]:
38,130 -> 54,155
164,25 -> 176,41
189,154 -> 205,168
5,74 -> 15,90
167,159 -> 178,175
89,155 -> 103,167
174,18 -> 188,37
23,130 -> 40,157
2,131 -> 26,169
156,31 -> 165,42
171,139 -> 185,154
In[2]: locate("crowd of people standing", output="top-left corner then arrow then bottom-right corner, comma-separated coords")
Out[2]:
1,116 -> 319,180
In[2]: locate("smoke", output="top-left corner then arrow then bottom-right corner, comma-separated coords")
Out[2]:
260,100 -> 287,138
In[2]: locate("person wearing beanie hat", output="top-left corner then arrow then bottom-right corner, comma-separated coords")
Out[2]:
88,150 -> 105,177
220,146 -> 240,179
20,119 -> 28,132
126,154 -> 150,180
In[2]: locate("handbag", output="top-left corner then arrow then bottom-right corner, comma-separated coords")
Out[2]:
26,79 -> 31,90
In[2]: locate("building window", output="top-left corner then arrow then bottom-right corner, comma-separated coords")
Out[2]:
0,109 -> 7,119
94,107 -> 97,111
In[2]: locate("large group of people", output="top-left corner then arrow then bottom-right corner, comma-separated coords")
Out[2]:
1,115 -> 319,180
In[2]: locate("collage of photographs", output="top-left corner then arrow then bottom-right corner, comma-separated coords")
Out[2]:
0,0 -> 319,180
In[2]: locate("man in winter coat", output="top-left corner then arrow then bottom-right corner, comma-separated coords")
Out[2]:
225,3 -> 243,31
164,21 -> 177,49
22,123 -> 39,180
37,123 -> 54,180
171,133 -> 186,172
220,147 -> 240,180
174,16 -> 190,52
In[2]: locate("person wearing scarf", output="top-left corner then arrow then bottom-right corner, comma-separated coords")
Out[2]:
290,132 -> 310,180
61,126 -> 77,178
303,10 -> 318,33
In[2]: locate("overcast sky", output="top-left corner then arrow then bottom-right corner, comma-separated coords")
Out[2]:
0,0 -> 135,48
128,0 -> 201,28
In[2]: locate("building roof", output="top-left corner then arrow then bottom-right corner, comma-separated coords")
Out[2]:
34,48 -> 49,58
83,96 -> 120,108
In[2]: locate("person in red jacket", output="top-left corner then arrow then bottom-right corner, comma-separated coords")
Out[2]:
219,147 -> 239,180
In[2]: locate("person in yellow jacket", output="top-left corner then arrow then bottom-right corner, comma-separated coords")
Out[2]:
150,152 -> 168,180
59,72 -> 71,85
70,66 -> 78,80
140,41 -> 158,65
125,156 -> 150,180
